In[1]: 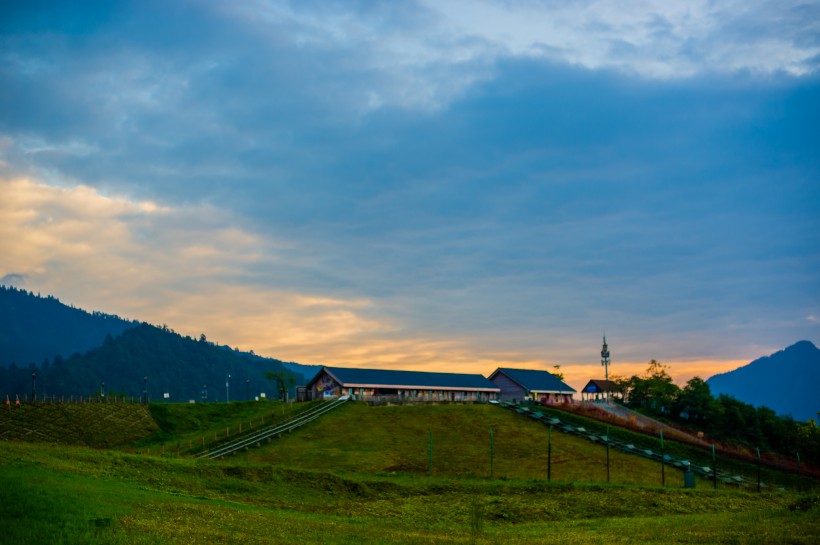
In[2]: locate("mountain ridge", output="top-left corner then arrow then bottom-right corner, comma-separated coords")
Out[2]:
0,286 -> 317,401
0,285 -> 137,367
707,340 -> 820,422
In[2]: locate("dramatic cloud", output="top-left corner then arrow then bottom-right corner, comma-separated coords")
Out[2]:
1,1 -> 818,388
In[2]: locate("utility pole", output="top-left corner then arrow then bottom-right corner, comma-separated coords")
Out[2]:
601,335 -> 611,401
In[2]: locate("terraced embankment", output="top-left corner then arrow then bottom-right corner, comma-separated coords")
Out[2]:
0,402 -> 158,447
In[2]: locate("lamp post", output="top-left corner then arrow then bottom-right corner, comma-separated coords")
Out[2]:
143,376 -> 148,404
31,371 -> 36,403
101,380 -> 105,400
226,374 -> 231,403
246,379 -> 250,401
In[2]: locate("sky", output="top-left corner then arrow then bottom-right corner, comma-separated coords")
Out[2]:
1,0 -> 819,391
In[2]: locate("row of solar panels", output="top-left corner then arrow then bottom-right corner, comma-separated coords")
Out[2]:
500,401 -> 754,487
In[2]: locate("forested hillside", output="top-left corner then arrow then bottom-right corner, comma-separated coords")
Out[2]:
0,322 -> 309,402
0,286 -> 137,367
707,340 -> 820,422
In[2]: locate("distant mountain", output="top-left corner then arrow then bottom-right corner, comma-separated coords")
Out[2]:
706,341 -> 820,422
0,286 -> 137,367
0,286 -> 317,401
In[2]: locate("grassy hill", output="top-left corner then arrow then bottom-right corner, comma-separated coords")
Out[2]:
244,402 -> 676,485
2,400 -> 819,544
0,402 -> 158,448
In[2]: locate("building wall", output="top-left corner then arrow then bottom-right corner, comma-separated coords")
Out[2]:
490,372 -> 527,401
344,387 -> 496,402
311,371 -> 342,399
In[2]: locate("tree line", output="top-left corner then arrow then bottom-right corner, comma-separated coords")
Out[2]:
0,322 -> 305,403
608,360 -> 819,463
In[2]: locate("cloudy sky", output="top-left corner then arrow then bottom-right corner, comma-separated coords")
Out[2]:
1,0 -> 818,390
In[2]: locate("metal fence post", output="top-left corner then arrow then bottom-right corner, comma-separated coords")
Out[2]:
489,426 -> 495,479
547,424 -> 552,482
606,425 -> 610,483
428,428 -> 433,477
756,447 -> 761,493
660,429 -> 665,487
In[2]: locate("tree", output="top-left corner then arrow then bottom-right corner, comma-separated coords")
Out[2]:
673,377 -> 717,426
608,373 -> 629,402
551,365 -> 564,381
624,360 -> 680,415
266,370 -> 296,401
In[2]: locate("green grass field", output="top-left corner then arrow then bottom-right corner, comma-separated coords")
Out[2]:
1,401 -> 818,544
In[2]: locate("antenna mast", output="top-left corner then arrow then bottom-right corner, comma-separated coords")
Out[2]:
601,335 -> 610,401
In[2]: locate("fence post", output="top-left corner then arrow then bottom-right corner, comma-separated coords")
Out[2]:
712,442 -> 717,489
428,428 -> 433,477
660,429 -> 665,487
606,425 -> 610,483
489,426 -> 494,479
547,424 -> 552,482
756,447 -> 761,493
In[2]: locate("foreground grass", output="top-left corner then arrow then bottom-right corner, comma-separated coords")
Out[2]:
1,441 -> 817,544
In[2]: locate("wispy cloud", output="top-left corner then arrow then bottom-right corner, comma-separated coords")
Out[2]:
0,178 -> 388,353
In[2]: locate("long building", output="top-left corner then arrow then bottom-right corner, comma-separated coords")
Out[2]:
306,366 -> 500,402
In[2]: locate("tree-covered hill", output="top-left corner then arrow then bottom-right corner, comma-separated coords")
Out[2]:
1,322 -> 310,402
0,286 -> 315,401
0,286 -> 137,367
707,340 -> 820,422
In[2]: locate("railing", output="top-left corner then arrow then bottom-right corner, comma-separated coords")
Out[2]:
496,401 -> 755,487
196,396 -> 350,459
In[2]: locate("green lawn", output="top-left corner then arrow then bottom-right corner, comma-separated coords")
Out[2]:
1,401 -> 817,544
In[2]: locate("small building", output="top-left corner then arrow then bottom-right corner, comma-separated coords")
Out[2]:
305,366 -> 500,402
488,368 -> 576,403
581,379 -> 618,401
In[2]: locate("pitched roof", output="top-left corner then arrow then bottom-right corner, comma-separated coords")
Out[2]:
309,366 -> 500,391
490,368 -> 576,393
582,379 -> 617,393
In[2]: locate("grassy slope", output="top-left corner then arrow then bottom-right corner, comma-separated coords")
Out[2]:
532,404 -> 811,490
139,400 -> 322,453
245,402 -> 682,486
0,402 -> 158,447
1,441 -> 817,545
2,401 -> 819,544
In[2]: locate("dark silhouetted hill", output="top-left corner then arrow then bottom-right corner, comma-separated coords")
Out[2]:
1,322 -> 311,402
0,285 -> 136,367
707,341 -> 820,422
0,286 -> 315,401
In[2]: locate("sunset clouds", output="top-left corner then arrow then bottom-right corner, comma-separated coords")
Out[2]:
1,1 -> 818,391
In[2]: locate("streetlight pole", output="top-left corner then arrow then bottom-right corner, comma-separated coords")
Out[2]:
246,379 -> 250,401
31,371 -> 36,403
226,374 -> 231,403
101,380 -> 105,400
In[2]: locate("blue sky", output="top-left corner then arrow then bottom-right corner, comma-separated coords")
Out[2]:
1,0 -> 818,388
